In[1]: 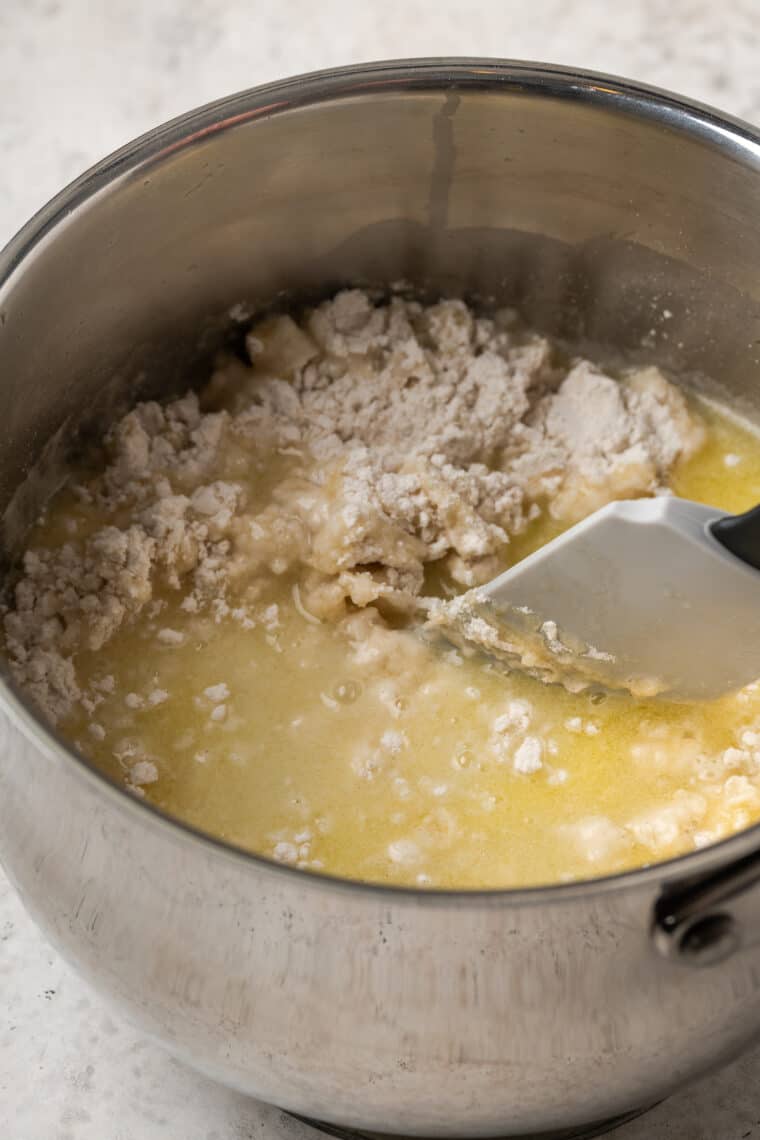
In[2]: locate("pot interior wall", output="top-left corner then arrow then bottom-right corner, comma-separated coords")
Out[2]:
2,72 -> 760,555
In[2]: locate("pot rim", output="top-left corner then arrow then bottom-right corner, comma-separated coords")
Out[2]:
3,56 -> 760,906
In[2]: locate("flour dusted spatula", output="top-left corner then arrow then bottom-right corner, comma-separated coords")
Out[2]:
430,498 -> 760,701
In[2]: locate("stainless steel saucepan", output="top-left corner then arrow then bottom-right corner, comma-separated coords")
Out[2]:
3,60 -> 760,1139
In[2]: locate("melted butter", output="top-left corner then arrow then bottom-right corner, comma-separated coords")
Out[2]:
50,399 -> 760,888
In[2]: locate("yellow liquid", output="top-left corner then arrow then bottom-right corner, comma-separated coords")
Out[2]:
42,398 -> 760,889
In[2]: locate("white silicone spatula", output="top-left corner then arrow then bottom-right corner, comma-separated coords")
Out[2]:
434,497 -> 760,702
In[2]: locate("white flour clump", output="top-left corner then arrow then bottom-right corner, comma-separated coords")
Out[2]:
225,292 -> 703,615
3,398 -> 244,723
511,361 -> 704,520
2,289 -> 705,724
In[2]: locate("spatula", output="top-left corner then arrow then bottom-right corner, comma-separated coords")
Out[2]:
430,498 -> 760,702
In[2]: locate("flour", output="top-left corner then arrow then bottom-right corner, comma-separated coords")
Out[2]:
2,289 -> 704,724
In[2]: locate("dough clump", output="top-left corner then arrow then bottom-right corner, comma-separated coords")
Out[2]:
3,290 -> 704,722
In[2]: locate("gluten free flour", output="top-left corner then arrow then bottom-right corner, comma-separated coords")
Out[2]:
5,290 -> 760,887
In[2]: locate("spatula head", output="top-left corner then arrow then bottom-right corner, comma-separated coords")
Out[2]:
440,498 -> 760,702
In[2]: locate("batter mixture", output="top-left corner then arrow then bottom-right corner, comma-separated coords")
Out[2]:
5,290 -> 760,887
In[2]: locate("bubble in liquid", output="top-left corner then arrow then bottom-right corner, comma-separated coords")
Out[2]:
334,679 -> 362,704
452,748 -> 473,770
589,691 -> 607,706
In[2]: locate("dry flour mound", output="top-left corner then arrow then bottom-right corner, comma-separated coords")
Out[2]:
2,289 -> 705,723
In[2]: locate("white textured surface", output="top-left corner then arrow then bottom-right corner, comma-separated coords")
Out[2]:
4,1 -> 760,1136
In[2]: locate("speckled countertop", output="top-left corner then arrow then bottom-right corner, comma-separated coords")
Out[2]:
4,1 -> 760,1137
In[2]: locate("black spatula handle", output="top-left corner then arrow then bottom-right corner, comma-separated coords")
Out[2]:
711,504 -> 760,571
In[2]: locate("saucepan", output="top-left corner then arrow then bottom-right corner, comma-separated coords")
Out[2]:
3,59 -> 760,1139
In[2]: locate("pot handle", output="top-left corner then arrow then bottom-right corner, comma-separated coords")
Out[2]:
652,848 -> 760,966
